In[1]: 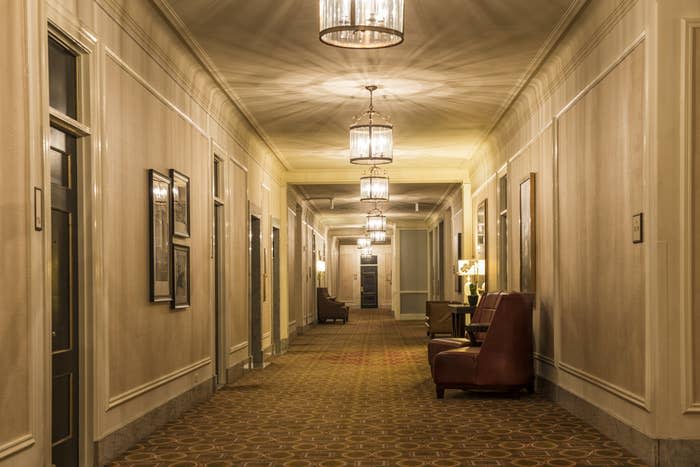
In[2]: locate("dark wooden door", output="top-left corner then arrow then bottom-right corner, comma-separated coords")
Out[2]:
361,266 -> 378,308
50,126 -> 79,466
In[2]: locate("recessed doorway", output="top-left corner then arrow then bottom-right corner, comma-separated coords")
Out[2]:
249,214 -> 263,368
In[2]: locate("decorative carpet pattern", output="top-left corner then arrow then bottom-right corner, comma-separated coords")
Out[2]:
109,309 -> 646,467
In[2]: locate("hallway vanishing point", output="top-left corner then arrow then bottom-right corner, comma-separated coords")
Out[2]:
109,310 -> 645,467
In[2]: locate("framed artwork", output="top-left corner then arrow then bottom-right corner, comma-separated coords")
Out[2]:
172,244 -> 191,309
149,169 -> 173,302
519,173 -> 536,293
476,199 -> 488,292
455,232 -> 462,293
170,169 -> 190,238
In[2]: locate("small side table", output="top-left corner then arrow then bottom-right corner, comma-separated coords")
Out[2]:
447,303 -> 476,337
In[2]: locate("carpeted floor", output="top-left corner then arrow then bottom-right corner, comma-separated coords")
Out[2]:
109,309 -> 646,466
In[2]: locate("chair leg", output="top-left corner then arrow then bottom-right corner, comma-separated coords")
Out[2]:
436,385 -> 445,399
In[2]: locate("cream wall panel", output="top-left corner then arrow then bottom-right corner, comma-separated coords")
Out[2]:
338,245 -> 358,304
228,163 -> 249,364
508,126 -> 555,360
557,43 -> 645,401
691,25 -> 700,407
472,180 -> 498,292
103,54 -> 211,398
0,0 -> 33,459
376,244 -> 393,307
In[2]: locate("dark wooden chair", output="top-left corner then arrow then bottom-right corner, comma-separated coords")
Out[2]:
425,301 -> 454,338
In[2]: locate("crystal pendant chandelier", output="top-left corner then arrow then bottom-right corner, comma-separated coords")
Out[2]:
360,247 -> 374,258
357,237 -> 372,249
319,0 -> 405,49
368,230 -> 386,243
350,85 -> 393,165
366,207 -> 387,232
360,166 -> 389,202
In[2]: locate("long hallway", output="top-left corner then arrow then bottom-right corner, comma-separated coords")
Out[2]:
109,310 -> 644,466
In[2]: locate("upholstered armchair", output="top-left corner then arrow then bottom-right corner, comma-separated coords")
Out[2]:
427,292 -> 502,366
317,288 -> 349,324
431,291 -> 534,398
424,301 -> 454,338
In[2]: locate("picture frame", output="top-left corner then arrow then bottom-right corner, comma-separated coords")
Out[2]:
476,199 -> 488,292
149,169 -> 173,302
172,243 -> 191,309
455,232 -> 462,293
170,169 -> 190,238
519,173 -> 536,293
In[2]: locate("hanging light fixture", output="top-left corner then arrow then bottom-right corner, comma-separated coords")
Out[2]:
361,247 -> 374,258
319,0 -> 405,49
368,230 -> 386,243
360,166 -> 389,202
350,85 -> 393,165
357,236 -> 372,249
366,207 -> 387,232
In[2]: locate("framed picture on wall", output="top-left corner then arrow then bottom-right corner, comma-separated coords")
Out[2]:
172,244 -> 191,309
455,232 -> 462,293
149,169 -> 173,302
476,199 -> 488,292
170,169 -> 190,238
519,173 -> 536,293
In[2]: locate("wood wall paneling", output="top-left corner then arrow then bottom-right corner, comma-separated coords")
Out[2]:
104,53 -> 211,400
0,0 -> 33,458
557,43 -> 646,402
691,25 -> 700,407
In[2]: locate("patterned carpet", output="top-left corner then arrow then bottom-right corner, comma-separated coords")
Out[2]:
109,309 -> 646,466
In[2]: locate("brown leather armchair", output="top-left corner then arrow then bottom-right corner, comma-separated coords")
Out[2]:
427,292 -> 502,366
317,288 -> 349,324
425,301 -> 455,338
431,292 -> 534,398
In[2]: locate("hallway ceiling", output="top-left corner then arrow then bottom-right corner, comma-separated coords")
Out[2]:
163,0 -> 578,171
294,182 -> 459,227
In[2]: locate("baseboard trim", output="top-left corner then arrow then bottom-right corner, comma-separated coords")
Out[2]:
95,377 -> 213,466
398,313 -> 425,320
536,377 -> 700,467
226,360 -> 246,383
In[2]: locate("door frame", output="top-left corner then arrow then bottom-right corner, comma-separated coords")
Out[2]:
43,20 -> 98,466
212,149 -> 227,386
248,204 -> 264,368
271,220 -> 281,354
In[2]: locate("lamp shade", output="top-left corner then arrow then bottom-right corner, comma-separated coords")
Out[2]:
368,230 -> 386,242
366,210 -> 386,232
357,237 -> 372,249
349,86 -> 393,165
360,169 -> 389,201
316,260 -> 326,272
319,0 -> 405,49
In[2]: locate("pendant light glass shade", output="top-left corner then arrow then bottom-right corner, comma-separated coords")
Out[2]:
319,0 -> 405,49
350,86 -> 393,165
366,209 -> 386,232
357,237 -> 372,249
368,230 -> 386,242
360,168 -> 389,202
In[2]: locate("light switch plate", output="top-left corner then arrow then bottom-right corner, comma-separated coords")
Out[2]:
632,213 -> 643,244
